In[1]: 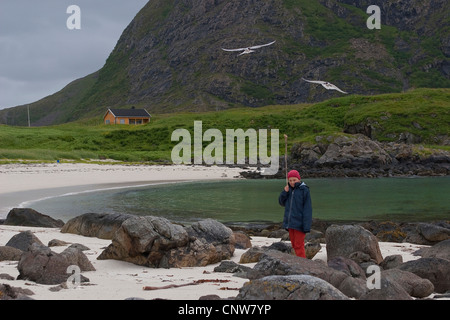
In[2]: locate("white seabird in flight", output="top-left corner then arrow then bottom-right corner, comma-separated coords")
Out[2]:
302,78 -> 348,94
222,40 -> 276,56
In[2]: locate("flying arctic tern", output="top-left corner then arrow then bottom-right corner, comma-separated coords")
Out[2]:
222,40 -> 276,56
302,78 -> 348,94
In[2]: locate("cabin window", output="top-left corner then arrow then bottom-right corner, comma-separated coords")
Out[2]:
129,119 -> 136,124
105,120 -> 110,124
120,119 -> 125,124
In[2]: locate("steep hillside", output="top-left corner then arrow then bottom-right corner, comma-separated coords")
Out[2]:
1,0 -> 448,126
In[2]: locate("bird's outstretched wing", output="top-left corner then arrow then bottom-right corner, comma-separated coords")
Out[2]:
302,78 -> 326,85
249,40 -> 276,50
222,47 -> 247,52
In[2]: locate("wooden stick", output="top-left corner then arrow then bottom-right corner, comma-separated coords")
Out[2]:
143,279 -> 230,291
284,134 -> 288,183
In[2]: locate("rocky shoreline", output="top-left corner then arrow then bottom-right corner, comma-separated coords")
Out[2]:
240,135 -> 450,179
1,208 -> 449,300
225,218 -> 450,246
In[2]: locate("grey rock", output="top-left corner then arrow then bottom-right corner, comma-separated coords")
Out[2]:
5,230 -> 44,252
359,277 -> 412,300
0,283 -> 34,300
247,250 -> 348,289
17,243 -> 93,285
60,247 -> 96,272
337,276 -> 368,299
397,257 -> 450,293
48,239 -> 71,247
237,275 -> 349,300
3,208 -> 64,228
61,212 -> 135,239
326,224 -> 383,264
0,246 -> 23,261
382,269 -> 434,298
214,260 -> 252,277
380,254 -> 403,270
414,239 -> 450,261
0,273 -> 15,280
417,224 -> 450,244
98,216 -> 235,268
328,256 -> 366,279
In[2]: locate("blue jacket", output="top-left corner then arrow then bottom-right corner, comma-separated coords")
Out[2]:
279,182 -> 312,233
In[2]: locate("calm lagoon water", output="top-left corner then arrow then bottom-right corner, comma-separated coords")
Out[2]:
27,177 -> 450,224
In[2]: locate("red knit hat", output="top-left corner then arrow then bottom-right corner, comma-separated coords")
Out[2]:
287,170 -> 301,180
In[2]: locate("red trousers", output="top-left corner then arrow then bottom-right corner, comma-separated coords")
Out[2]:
289,229 -> 306,258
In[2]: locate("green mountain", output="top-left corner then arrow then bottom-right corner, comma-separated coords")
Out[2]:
1,0 -> 449,126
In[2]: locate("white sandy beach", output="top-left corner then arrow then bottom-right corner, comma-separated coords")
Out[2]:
0,163 -> 437,300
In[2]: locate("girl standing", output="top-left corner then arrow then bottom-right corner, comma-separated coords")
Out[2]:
278,170 -> 313,258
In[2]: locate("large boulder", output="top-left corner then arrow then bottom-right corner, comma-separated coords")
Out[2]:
186,218 -> 235,260
403,222 -> 450,245
61,212 -> 135,239
0,283 -> 34,300
361,220 -> 450,245
414,239 -> 450,261
60,247 -> 96,272
246,249 -> 375,299
359,277 -> 412,300
4,208 -> 64,228
327,256 -> 366,279
314,135 -> 393,168
5,230 -> 44,251
17,243 -> 94,285
326,224 -> 383,264
97,217 -> 235,268
396,257 -> 450,293
236,275 -> 349,300
0,246 -> 23,261
247,250 -> 348,289
238,240 -> 320,264
382,269 -> 434,298
415,223 -> 450,244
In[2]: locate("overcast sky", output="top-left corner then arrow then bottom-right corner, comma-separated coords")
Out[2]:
0,0 -> 148,110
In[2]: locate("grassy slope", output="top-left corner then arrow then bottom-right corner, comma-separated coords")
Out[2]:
0,88 -> 448,163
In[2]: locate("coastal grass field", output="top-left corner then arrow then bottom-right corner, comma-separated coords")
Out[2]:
0,88 -> 448,163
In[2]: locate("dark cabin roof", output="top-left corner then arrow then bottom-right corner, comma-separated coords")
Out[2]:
108,108 -> 151,118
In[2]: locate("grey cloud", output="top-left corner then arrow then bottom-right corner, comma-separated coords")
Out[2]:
0,0 -> 148,109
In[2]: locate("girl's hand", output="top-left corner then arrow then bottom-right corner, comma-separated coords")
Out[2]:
284,185 -> 289,192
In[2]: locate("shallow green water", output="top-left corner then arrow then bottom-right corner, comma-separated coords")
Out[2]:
28,177 -> 450,224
